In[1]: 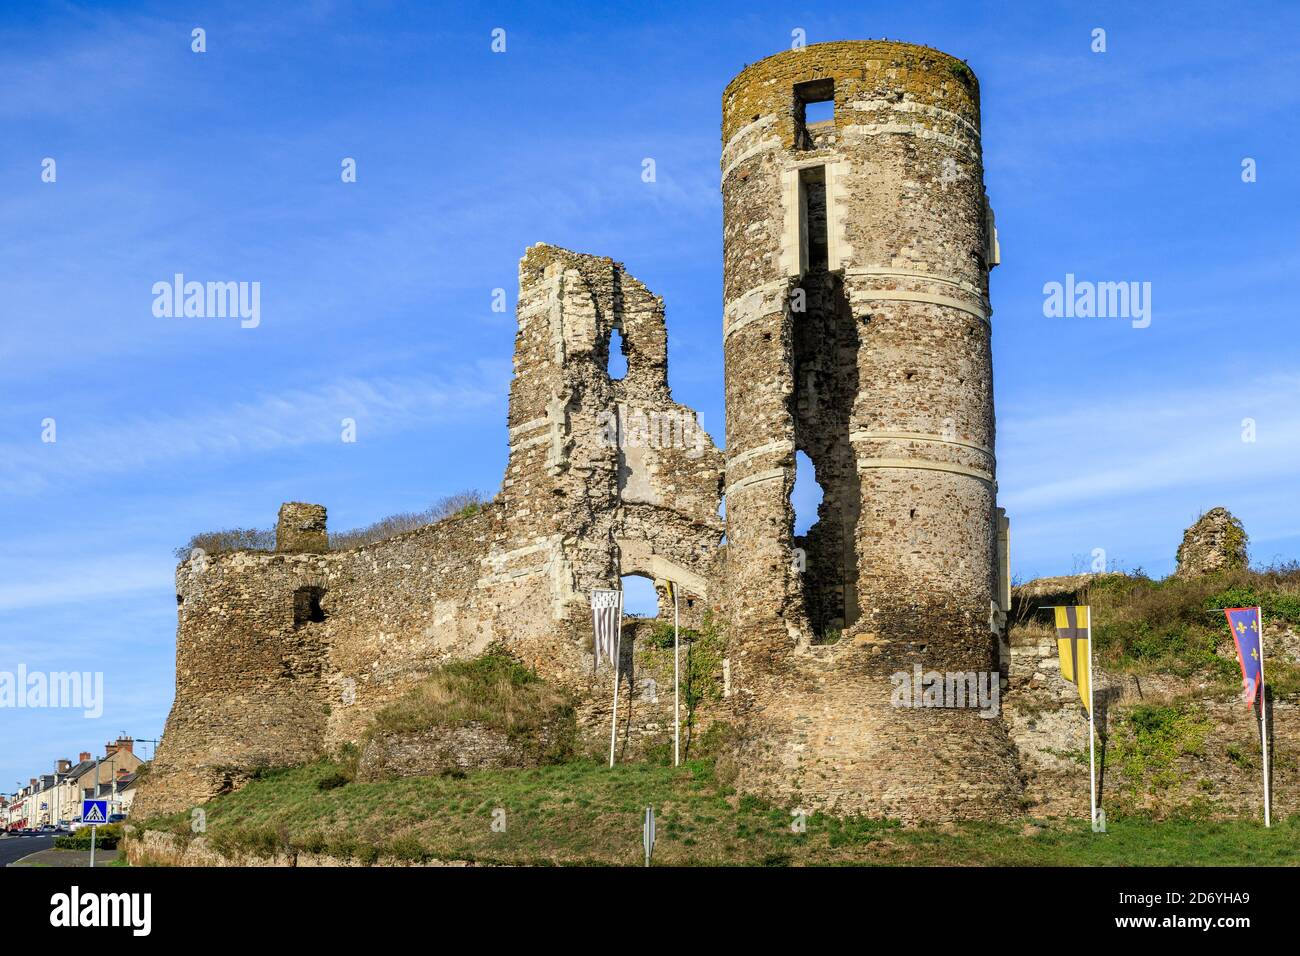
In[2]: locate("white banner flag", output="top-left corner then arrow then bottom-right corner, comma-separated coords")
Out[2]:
591,589 -> 621,668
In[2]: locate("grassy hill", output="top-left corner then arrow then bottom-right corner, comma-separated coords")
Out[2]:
132,757 -> 1297,866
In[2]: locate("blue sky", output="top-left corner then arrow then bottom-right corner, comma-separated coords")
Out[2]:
2,0 -> 1297,790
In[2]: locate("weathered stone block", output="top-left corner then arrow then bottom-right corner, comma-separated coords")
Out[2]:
1176,507 -> 1248,578
276,502 -> 328,553
357,723 -> 557,781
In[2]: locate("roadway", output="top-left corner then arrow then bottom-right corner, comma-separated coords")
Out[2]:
0,833 -> 56,866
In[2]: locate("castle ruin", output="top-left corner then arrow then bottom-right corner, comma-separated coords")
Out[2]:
137,41 -> 1021,822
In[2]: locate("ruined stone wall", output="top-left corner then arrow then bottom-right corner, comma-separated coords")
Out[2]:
1176,507 -> 1249,578
720,41 -> 1018,821
137,244 -> 723,816
135,507 -> 497,815
470,245 -> 723,702
1005,619 -> 1299,821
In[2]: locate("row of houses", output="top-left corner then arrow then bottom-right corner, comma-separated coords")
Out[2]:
1,736 -> 143,829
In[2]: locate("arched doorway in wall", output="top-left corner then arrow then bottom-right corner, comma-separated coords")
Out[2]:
604,572 -> 660,764
619,573 -> 660,618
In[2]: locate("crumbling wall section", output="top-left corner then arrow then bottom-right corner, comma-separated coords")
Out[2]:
135,506 -> 497,816
1005,617 -> 1299,820
480,244 -> 723,687
138,244 -> 724,817
1175,507 -> 1249,578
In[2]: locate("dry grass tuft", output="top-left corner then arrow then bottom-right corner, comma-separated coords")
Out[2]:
329,491 -> 488,550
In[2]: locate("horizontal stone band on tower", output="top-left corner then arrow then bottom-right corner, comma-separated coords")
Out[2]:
849,429 -> 995,456
849,289 -> 989,323
855,457 -> 997,486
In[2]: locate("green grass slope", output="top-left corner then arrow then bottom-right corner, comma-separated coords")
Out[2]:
134,758 -> 1298,866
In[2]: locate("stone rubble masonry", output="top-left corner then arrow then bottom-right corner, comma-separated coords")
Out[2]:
1175,506 -> 1249,578
124,828 -> 480,867
136,243 -> 725,817
719,41 -> 1016,820
1004,606 -> 1299,821
356,724 -> 558,782
276,502 -> 328,553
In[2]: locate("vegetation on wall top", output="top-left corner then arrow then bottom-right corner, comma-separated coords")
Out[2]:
173,490 -> 489,559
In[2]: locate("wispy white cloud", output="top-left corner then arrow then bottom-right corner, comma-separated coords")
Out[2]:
0,552 -> 172,614
1000,373 -> 1300,515
0,362 -> 509,496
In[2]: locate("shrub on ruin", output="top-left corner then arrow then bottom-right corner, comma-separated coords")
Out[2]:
647,619 -> 697,649
1205,565 -> 1300,627
695,720 -> 740,758
173,527 -> 275,560
1084,563 -> 1300,681
640,612 -> 728,756
1109,702 -> 1211,809
327,490 -> 489,549
174,490 -> 492,558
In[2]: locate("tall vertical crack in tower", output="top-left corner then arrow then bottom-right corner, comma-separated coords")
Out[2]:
720,40 -> 1021,820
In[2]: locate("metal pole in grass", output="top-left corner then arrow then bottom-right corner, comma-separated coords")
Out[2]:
1087,609 -> 1097,832
1258,606 -> 1271,828
609,589 -> 623,768
643,806 -> 655,867
673,582 -> 681,767
1211,606 -> 1272,828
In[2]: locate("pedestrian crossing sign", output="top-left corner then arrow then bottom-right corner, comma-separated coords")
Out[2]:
82,800 -> 108,824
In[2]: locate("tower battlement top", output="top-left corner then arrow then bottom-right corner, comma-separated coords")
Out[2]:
722,39 -> 979,147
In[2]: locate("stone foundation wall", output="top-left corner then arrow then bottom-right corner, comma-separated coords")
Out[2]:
124,829 -> 479,867
358,724 -> 556,781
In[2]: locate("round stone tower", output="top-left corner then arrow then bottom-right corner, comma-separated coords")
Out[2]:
720,41 -> 1020,820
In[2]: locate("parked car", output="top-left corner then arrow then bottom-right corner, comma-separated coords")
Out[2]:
68,819 -> 87,832
107,813 -> 126,824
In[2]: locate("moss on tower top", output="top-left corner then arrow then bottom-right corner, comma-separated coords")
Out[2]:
722,39 -> 981,148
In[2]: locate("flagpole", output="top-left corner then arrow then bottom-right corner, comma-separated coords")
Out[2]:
673,583 -> 681,767
609,589 -> 623,769
1087,607 -> 1097,830
1257,606 -> 1271,828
